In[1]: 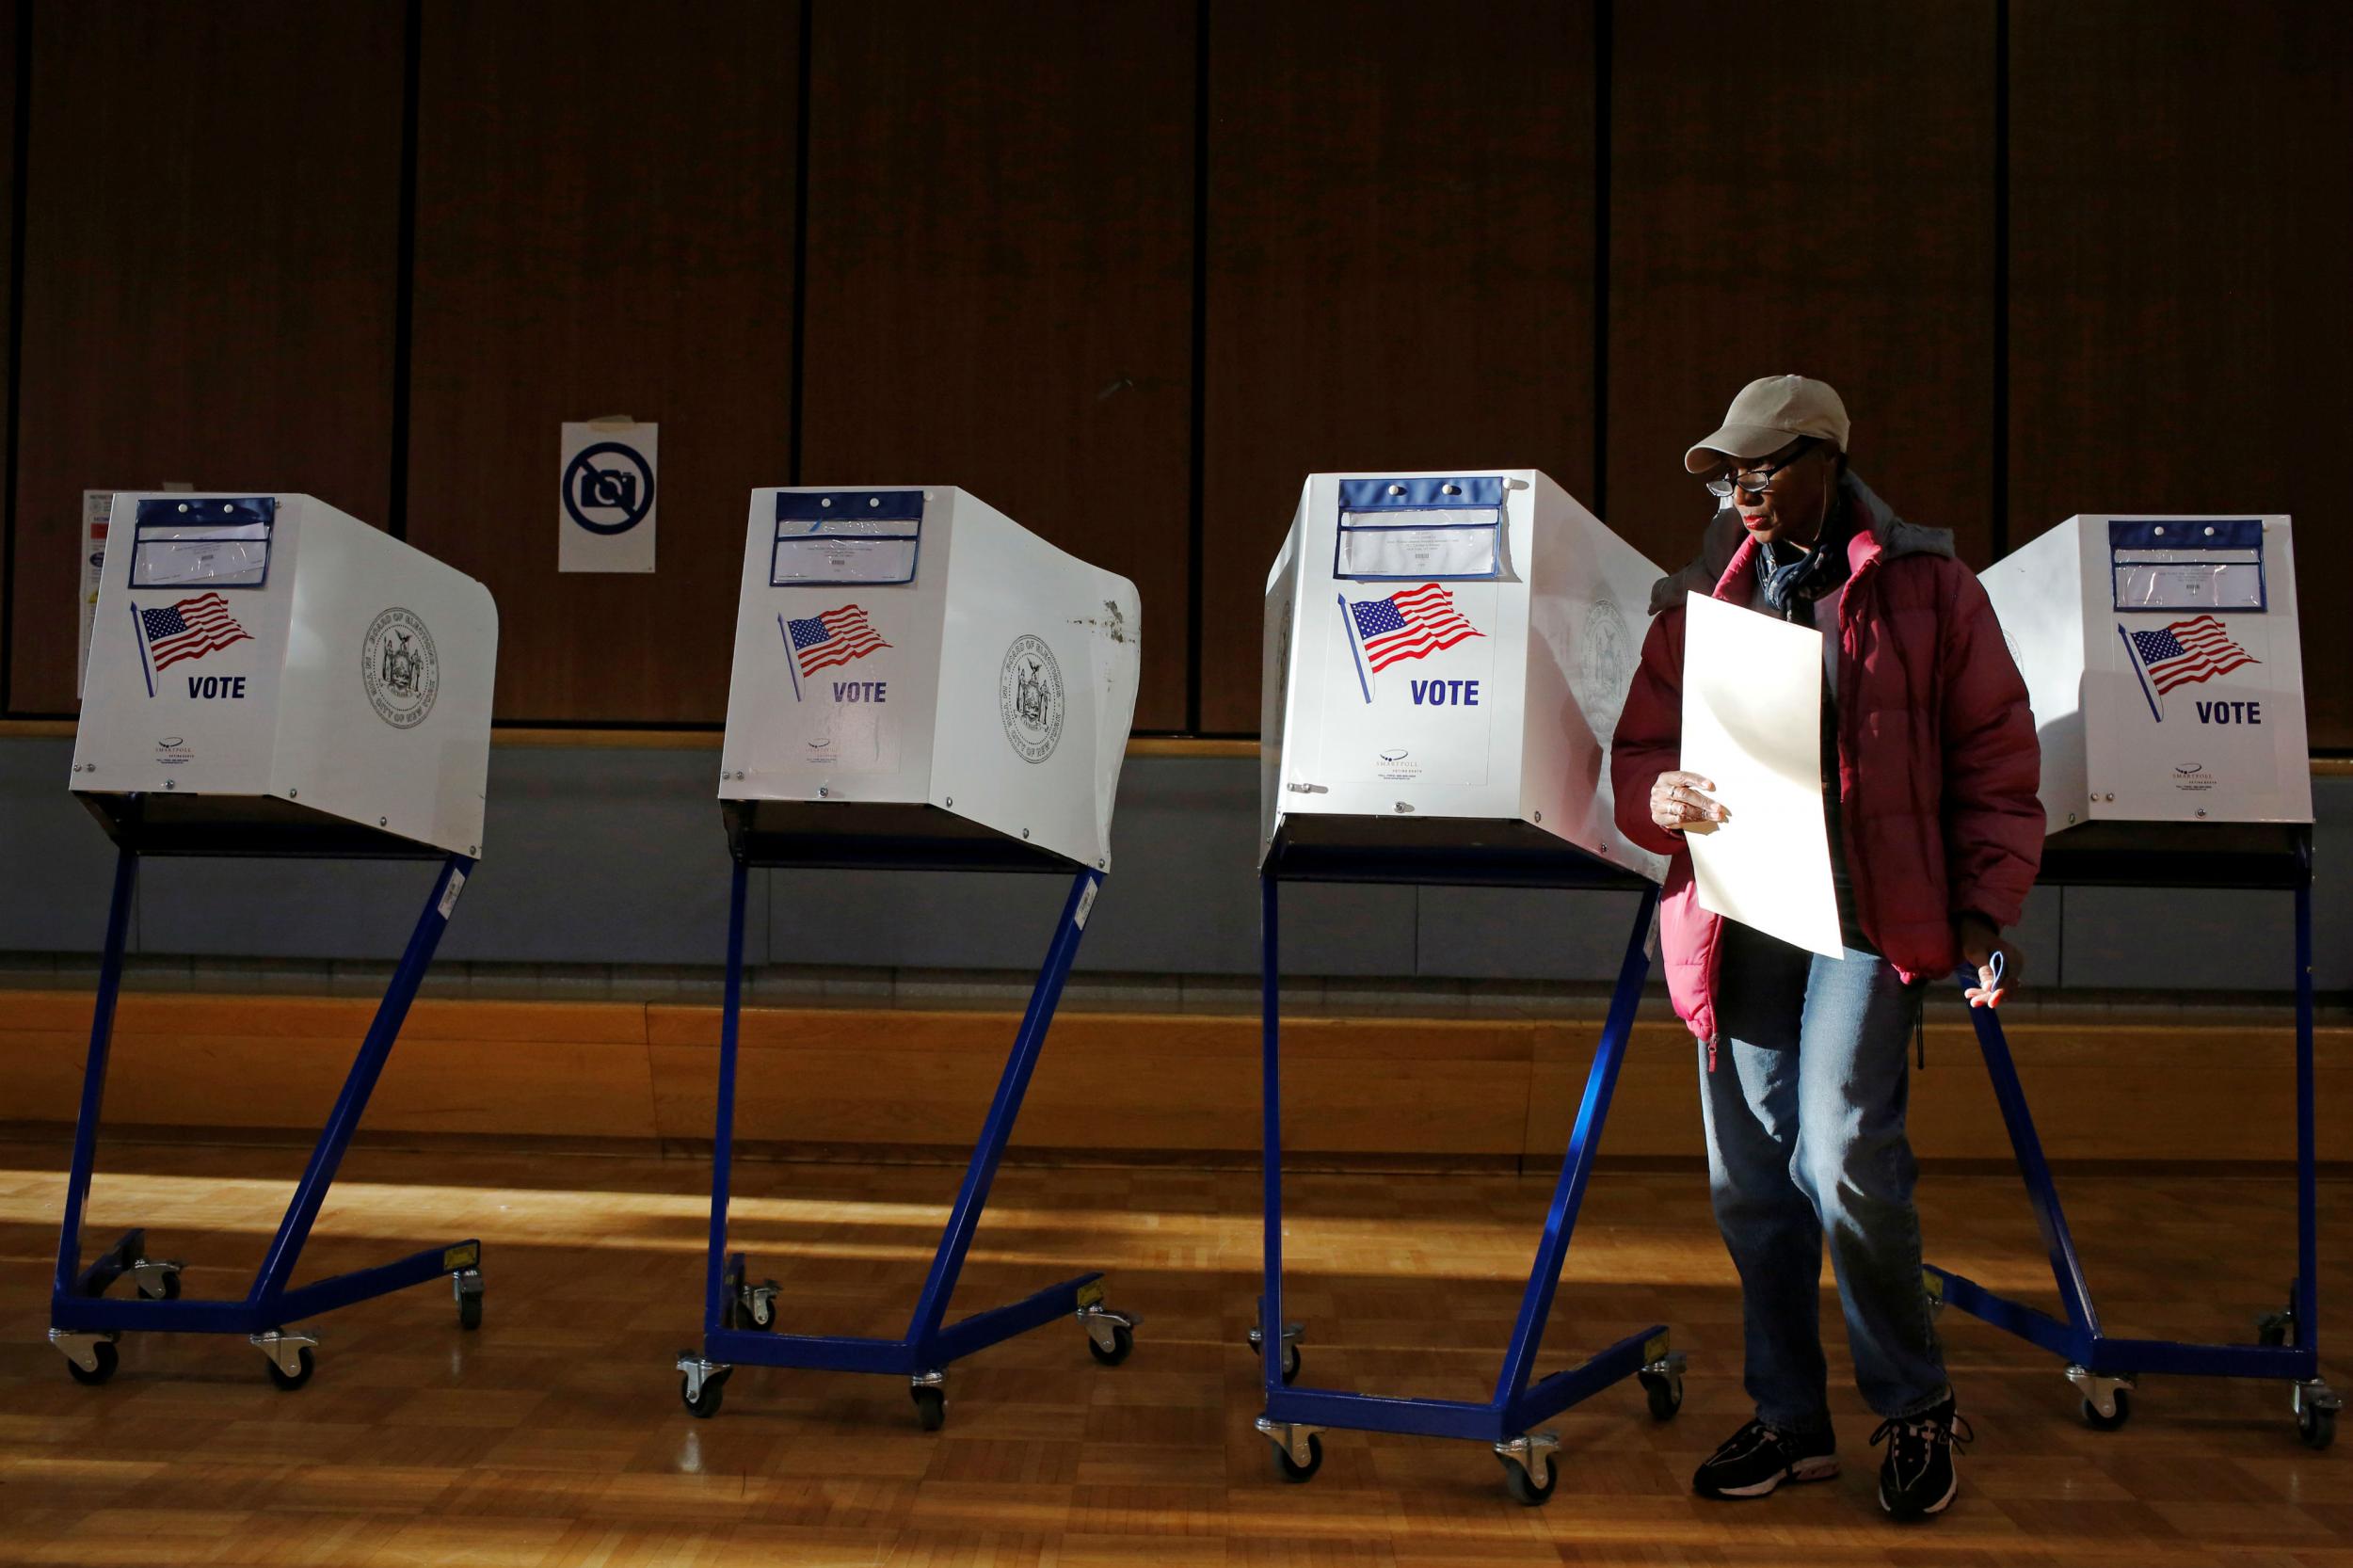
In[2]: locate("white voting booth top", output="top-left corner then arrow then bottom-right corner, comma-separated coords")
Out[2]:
71,492 -> 498,857
1982,513 -> 2311,832
720,486 -> 1141,872
1259,469 -> 1667,882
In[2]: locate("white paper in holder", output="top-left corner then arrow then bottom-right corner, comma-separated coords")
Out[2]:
1679,591 -> 1843,959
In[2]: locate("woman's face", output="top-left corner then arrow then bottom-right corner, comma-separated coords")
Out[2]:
1724,440 -> 1836,550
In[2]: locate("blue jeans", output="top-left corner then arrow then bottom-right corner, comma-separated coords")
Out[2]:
1698,920 -> 1948,1432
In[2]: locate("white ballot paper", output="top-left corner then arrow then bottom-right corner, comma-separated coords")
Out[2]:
1680,591 -> 1843,958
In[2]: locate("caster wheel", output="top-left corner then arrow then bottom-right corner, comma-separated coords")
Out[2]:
2081,1387 -> 2131,1431
1501,1453 -> 1559,1507
911,1384 -> 947,1432
1640,1368 -> 1683,1421
2260,1285 -> 2299,1348
1087,1322 -> 1135,1367
1273,1433 -> 1322,1483
138,1272 -> 181,1303
2300,1403 -> 2337,1451
1250,1330 -> 1302,1385
456,1288 -> 484,1332
265,1347 -> 315,1393
66,1340 -> 120,1387
730,1280 -> 777,1332
680,1368 -> 728,1418
1252,1341 -> 1302,1385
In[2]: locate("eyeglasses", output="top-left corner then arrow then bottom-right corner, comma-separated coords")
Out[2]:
1705,440 -> 1816,499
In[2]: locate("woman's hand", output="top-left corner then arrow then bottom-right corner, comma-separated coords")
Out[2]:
1649,770 -> 1728,836
1957,913 -> 2019,1007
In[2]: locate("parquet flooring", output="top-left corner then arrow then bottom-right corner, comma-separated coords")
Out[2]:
2,1137 -> 2348,1565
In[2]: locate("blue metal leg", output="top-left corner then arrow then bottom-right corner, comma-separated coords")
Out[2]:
51,844 -> 138,1307
2295,846 -> 2320,1361
905,868 -> 1101,1359
270,1239 -> 482,1324
703,857 -> 751,1339
1259,872 -> 1286,1404
934,1272 -> 1106,1363
1493,887 -> 1659,1413
699,866 -> 1117,1391
248,854 -> 475,1317
1952,972 -> 2103,1339
1259,883 -> 1670,1456
1929,860 -> 2327,1398
72,1228 -> 148,1301
52,851 -> 485,1358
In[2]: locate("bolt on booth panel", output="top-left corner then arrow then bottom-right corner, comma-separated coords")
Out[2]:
55,493 -> 497,1390
677,485 -> 1142,1429
1933,513 -> 2335,1446
1252,470 -> 1681,1504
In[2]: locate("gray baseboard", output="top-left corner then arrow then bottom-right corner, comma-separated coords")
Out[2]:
5,738 -> 2345,994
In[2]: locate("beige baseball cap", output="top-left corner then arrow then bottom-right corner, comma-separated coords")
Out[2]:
1683,374 -> 1850,474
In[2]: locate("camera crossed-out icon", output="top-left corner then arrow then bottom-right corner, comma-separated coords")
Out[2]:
563,441 -> 656,536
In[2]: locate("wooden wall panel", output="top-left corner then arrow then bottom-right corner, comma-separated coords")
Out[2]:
403,0 -> 797,725
648,1005 -> 1536,1158
2009,1 -> 2353,749
8,989 -> 2347,1168
1197,1 -> 1598,733
7,1 -> 404,713
1608,1 -> 1996,580
0,992 -> 662,1140
796,0 -> 1195,731
0,2 -> 15,707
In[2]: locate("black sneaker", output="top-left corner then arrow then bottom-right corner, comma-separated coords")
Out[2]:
1871,1397 -> 1973,1519
1692,1417 -> 1839,1499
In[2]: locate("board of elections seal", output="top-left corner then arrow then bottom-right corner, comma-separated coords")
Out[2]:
361,607 -> 440,729
999,633 -> 1064,764
1576,597 -> 1632,714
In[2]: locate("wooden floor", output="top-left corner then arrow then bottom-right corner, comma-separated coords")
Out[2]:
3,1137 -> 2350,1565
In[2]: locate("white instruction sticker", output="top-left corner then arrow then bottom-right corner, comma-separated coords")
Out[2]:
1336,519 -> 1499,579
437,866 -> 468,920
78,490 -> 111,697
1074,879 -> 1098,929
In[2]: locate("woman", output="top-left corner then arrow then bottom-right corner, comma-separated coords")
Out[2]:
1610,375 -> 2043,1522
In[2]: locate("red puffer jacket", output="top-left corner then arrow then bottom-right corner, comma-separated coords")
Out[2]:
1609,472 -> 2044,1044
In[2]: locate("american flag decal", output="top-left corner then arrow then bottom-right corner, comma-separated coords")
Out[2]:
1347,583 -> 1483,673
786,604 -> 890,678
2125,614 -> 2260,696
138,592 -> 252,670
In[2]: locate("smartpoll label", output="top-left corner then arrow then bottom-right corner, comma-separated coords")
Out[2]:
558,419 -> 658,573
77,490 -> 111,697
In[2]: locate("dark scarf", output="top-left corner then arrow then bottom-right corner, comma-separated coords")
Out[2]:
1753,488 -> 1855,621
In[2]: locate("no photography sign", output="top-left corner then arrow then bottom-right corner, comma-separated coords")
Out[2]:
559,419 -> 658,573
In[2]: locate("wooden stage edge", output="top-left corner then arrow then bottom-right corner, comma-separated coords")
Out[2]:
2,988 -> 2343,1171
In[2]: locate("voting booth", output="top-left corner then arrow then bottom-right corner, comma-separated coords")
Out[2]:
1986,514 -> 2310,832
1251,471 -> 1683,1503
678,486 -> 1142,1427
53,493 -> 496,1389
1259,471 -> 1669,880
1929,513 -> 2335,1446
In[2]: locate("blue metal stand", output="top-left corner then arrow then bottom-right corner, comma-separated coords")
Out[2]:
48,842 -> 484,1389
1922,826 -> 2337,1448
1252,835 -> 1682,1504
677,855 -> 1133,1427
